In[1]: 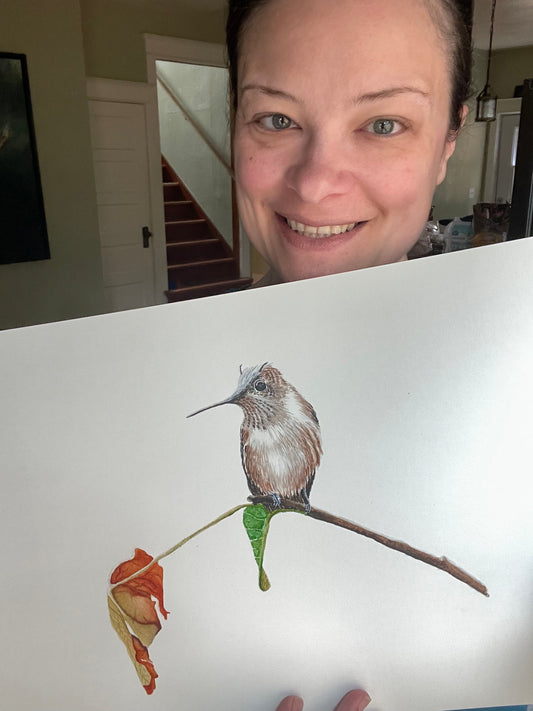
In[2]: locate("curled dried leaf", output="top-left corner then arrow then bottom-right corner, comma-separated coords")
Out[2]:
108,548 -> 168,694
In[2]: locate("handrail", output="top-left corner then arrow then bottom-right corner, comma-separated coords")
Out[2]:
157,75 -> 234,179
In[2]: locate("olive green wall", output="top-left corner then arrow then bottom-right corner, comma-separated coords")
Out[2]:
491,45 -> 533,99
433,45 -> 533,221
0,0 -> 105,330
80,0 -> 226,82
0,0 -> 226,330
432,49 -> 488,221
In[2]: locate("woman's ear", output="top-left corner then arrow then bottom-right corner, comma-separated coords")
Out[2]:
436,103 -> 469,185
460,103 -> 469,128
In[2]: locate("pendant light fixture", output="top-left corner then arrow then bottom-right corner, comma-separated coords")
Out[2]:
476,0 -> 498,122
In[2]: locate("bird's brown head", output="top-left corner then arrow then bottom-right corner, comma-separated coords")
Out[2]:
187,362 -> 289,426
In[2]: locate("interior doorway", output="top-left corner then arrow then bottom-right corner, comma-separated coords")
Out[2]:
483,97 -> 522,204
494,112 -> 520,204
156,60 -> 233,249
144,34 -> 251,277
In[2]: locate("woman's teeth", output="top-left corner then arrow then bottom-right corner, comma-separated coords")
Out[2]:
286,218 -> 357,238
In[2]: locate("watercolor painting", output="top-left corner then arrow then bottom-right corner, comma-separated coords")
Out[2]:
107,361 -> 488,695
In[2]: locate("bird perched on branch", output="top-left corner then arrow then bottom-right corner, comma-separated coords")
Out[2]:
188,363 -> 322,512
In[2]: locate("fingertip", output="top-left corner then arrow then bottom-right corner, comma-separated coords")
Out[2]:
276,694 -> 304,711
335,689 -> 372,711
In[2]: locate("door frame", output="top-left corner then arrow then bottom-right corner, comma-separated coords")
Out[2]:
86,76 -> 169,305
482,97 -> 522,203
143,34 -> 251,277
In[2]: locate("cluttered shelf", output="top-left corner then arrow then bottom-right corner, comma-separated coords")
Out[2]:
408,202 -> 512,259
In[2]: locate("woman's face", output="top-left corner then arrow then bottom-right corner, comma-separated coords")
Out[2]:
233,0 -> 461,282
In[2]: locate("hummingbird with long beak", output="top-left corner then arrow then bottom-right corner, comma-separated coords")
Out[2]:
187,363 -> 322,512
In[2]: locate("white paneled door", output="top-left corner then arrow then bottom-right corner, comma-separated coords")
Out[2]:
89,100 -> 156,312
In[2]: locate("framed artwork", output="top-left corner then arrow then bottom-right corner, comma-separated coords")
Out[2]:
0,51 -> 50,264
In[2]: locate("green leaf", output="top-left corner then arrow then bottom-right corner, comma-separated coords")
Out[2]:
243,504 -> 272,591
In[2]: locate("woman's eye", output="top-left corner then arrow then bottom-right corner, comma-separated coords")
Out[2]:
366,118 -> 403,136
259,113 -> 295,131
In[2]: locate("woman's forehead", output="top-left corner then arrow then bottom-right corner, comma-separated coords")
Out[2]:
236,0 -> 452,110
238,0 -> 448,90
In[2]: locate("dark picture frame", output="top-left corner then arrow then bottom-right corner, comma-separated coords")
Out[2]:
0,52 -> 50,264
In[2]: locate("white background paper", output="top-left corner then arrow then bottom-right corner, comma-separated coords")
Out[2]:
1,240 -> 532,711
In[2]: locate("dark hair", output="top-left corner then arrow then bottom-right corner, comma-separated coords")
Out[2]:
226,0 -> 472,137
424,0 -> 472,136
226,0 -> 270,112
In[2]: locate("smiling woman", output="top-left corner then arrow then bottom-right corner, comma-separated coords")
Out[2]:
227,0 -> 471,284
225,0 -> 473,707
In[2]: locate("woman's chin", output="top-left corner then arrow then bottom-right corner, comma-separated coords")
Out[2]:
276,260 -> 353,283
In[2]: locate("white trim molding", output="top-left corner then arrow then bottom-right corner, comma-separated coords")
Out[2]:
144,35 -> 226,76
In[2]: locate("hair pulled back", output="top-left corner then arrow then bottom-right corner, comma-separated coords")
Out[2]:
226,0 -> 472,137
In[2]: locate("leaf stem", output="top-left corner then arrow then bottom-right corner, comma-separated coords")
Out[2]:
110,504 -> 249,590
249,496 -> 489,597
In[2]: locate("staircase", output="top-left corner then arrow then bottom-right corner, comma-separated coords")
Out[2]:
162,157 -> 253,302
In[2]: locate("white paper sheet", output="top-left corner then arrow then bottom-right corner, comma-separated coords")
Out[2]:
1,240 -> 532,711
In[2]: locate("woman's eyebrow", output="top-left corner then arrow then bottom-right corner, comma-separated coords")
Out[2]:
354,86 -> 430,104
239,83 -> 430,105
240,84 -> 302,103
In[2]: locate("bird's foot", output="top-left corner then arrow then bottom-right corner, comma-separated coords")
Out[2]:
268,492 -> 282,509
300,489 -> 311,514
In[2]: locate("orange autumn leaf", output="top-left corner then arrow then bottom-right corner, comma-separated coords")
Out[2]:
108,595 -> 158,694
108,548 -> 169,694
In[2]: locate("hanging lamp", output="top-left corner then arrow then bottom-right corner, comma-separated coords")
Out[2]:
476,0 -> 498,122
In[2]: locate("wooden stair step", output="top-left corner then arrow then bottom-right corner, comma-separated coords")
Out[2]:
165,219 -> 215,242
166,238 -> 228,264
163,182 -> 186,201
168,257 -> 235,271
164,200 -> 197,221
169,238 -> 219,247
167,257 -> 239,288
166,219 -> 207,226
162,165 -> 173,182
165,277 -> 253,302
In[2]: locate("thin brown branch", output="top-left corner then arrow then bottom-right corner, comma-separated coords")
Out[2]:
248,495 -> 489,597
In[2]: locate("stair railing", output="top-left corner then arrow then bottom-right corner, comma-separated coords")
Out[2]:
157,74 -> 240,264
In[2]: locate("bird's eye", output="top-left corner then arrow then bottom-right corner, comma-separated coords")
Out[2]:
254,379 -> 266,392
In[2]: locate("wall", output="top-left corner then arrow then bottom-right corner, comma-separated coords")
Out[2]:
432,49 -> 488,221
491,45 -> 533,99
0,0 -> 105,330
431,44 -> 533,222
80,0 -> 226,82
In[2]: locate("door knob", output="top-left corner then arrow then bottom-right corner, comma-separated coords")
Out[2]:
142,226 -> 152,248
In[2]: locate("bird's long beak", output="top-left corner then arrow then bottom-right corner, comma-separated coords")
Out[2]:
187,389 -> 242,418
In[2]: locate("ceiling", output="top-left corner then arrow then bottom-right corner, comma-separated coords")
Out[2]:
472,0 -> 533,50
128,0 -> 533,51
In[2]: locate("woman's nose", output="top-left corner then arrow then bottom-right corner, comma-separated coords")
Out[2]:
285,135 -> 356,204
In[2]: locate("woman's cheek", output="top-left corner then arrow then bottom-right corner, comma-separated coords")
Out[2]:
379,157 -> 430,209
245,159 -> 281,200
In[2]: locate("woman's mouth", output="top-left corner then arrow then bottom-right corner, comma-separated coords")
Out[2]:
285,218 -> 358,238
276,214 -> 366,250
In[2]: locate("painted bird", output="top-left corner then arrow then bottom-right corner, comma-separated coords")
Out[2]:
187,363 -> 322,512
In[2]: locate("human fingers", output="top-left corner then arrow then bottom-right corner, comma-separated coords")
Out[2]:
333,689 -> 372,711
275,695 -> 304,711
